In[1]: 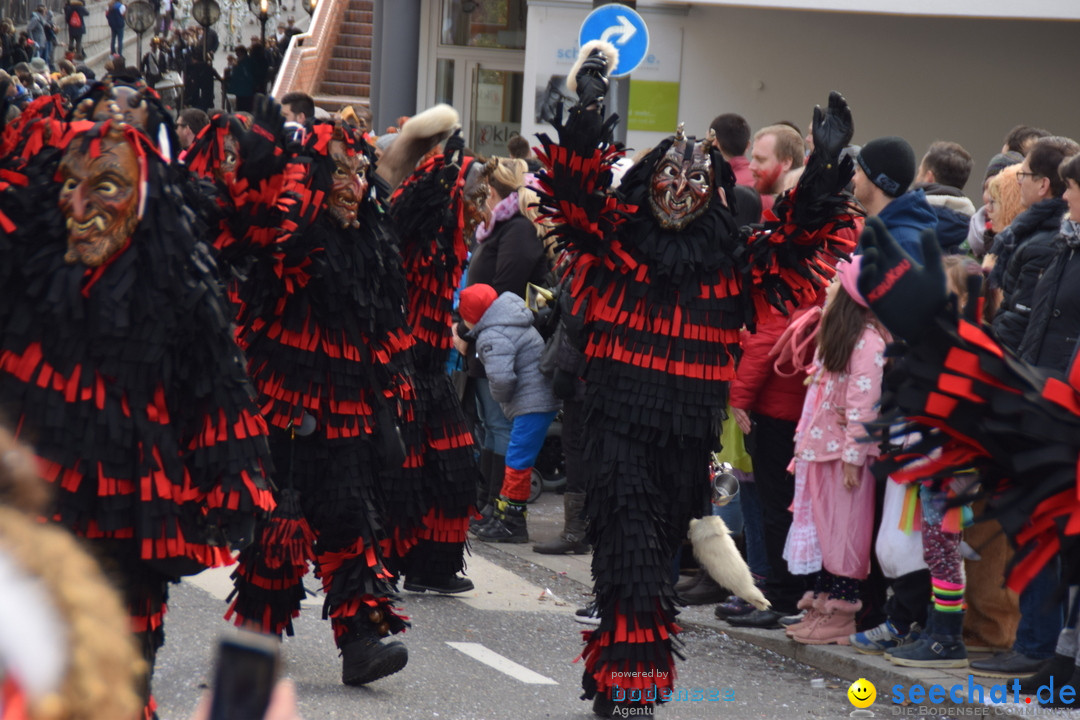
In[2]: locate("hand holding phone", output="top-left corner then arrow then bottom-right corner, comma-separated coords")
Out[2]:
205,630 -> 281,720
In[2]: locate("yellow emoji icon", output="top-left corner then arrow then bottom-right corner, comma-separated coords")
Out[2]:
847,678 -> 876,708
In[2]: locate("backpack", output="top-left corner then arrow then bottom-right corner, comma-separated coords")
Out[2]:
106,2 -> 121,24
69,9 -> 82,28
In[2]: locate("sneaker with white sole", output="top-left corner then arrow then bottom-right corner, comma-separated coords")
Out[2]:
850,619 -> 919,655
778,610 -> 807,628
574,602 -> 601,626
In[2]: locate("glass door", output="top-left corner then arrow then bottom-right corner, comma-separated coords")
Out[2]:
469,65 -> 524,159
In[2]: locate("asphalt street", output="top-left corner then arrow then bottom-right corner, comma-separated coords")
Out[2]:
152,528 -> 857,720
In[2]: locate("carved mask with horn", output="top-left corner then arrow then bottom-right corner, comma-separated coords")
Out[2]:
649,123 -> 714,230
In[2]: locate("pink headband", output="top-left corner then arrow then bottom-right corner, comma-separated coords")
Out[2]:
837,256 -> 868,308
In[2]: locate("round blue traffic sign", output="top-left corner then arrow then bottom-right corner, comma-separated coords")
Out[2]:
578,4 -> 649,77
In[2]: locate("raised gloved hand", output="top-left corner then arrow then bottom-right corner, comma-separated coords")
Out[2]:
811,91 -> 853,164
857,217 -> 947,343
251,93 -> 285,144
239,93 -> 286,182
438,128 -> 464,191
570,41 -> 617,110
574,50 -> 610,109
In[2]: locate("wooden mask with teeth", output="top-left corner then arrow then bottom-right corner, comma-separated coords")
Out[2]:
57,121 -> 144,267
648,128 -> 713,230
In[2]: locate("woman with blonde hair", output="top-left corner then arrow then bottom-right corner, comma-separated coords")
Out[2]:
459,156 -> 551,540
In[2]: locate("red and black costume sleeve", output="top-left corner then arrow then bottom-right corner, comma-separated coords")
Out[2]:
536,104 -> 858,704
870,310 -> 1080,592
225,121 -> 412,643
378,154 -> 481,578
0,118 -> 275,649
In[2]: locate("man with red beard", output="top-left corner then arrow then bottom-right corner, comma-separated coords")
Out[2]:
750,123 -> 805,215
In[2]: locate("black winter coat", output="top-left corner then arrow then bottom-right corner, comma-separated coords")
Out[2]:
989,198 -> 1067,351
1018,231 -> 1080,372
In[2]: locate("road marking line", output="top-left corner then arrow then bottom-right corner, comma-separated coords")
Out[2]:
445,642 -> 558,685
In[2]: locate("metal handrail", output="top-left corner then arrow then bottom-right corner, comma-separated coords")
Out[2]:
269,0 -> 342,99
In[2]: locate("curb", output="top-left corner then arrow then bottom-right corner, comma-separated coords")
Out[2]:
481,494 -> 1076,716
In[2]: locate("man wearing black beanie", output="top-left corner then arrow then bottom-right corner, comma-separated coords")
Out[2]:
848,134 -> 938,659
854,136 -> 937,262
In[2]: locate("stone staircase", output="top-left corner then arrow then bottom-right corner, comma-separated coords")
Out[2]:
271,0 -> 372,112
313,0 -> 372,108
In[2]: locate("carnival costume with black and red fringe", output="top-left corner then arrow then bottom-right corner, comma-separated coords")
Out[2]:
857,220 -> 1080,595
535,85 -> 858,706
382,144 -> 481,583
222,119 -> 414,653
0,101 -> 274,674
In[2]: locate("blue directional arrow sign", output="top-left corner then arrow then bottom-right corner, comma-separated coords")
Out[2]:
578,4 -> 649,77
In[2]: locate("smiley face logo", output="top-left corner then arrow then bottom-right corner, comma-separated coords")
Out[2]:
847,678 -> 876,708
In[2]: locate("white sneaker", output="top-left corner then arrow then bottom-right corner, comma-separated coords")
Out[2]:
574,602 -> 600,626
778,610 -> 807,628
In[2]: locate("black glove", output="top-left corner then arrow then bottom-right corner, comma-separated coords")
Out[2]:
857,217 -> 947,343
552,368 -> 577,400
811,91 -> 853,164
252,93 -> 285,140
574,47 -> 611,109
438,129 -> 464,191
239,94 -> 286,182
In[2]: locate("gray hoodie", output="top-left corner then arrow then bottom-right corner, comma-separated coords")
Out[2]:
470,292 -> 561,419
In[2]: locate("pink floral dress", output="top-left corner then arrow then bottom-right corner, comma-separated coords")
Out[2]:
784,323 -> 888,579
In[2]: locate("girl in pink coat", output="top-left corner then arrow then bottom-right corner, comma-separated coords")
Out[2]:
784,256 -> 890,645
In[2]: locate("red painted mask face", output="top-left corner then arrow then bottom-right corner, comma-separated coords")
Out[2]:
327,139 -> 368,229
58,134 -> 141,267
649,141 -> 713,230
463,163 -> 491,237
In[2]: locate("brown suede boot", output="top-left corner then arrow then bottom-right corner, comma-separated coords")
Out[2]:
785,591 -> 822,638
793,598 -> 861,645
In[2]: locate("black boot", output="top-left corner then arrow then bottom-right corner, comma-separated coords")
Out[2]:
470,452 -> 505,533
403,539 -> 474,594
1037,662 -> 1080,708
533,491 -> 589,554
340,620 -> 408,686
887,609 -> 967,668
475,496 -> 528,543
1019,652 -> 1077,694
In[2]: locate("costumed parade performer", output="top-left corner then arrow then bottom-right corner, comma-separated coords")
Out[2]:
385,120 -> 487,594
220,100 -> 453,687
536,42 -> 861,716
857,219 -> 1080,706
0,89 -> 275,712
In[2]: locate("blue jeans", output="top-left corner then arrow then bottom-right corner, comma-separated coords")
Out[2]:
1015,558 -> 1065,659
505,410 -> 558,471
473,377 -> 511,455
711,474 -> 770,580
111,25 -> 124,55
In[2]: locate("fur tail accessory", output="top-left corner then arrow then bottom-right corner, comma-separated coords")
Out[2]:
689,516 -> 770,610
